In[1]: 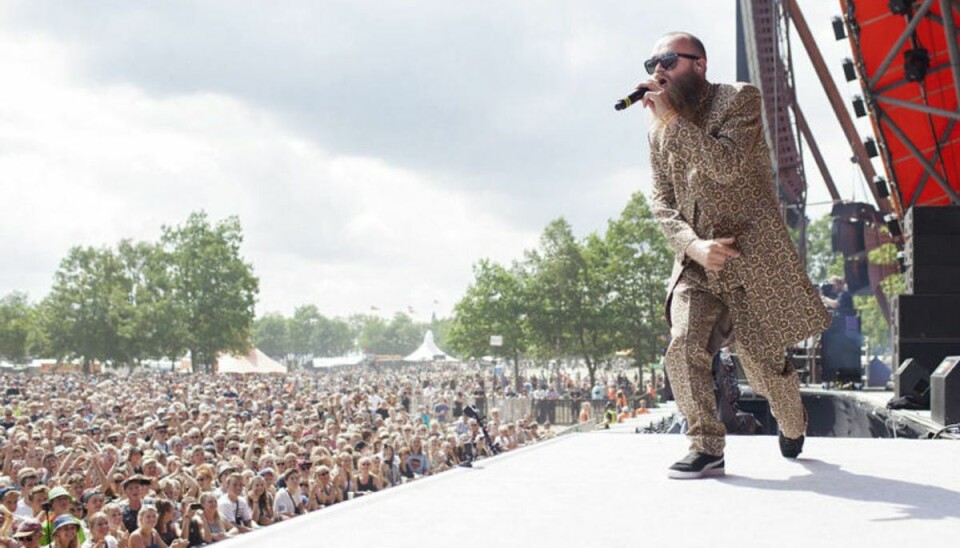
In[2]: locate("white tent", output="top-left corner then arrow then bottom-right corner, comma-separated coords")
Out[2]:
312,354 -> 365,369
216,348 -> 287,374
403,330 -> 455,362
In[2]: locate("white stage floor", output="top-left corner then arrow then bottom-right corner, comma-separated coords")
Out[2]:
224,416 -> 960,548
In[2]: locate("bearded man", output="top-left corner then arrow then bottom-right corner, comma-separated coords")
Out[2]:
640,31 -> 830,479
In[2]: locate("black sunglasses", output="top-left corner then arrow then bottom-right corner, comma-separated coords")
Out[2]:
644,52 -> 700,75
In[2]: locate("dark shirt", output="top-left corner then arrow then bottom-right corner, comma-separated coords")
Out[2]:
833,290 -> 854,316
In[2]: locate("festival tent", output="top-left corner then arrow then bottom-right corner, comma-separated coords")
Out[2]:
216,348 -> 287,374
312,354 -> 365,369
403,330 -> 455,362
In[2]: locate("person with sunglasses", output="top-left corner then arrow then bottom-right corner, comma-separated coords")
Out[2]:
639,31 -> 829,479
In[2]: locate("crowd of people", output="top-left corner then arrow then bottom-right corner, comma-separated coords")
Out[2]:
0,361 -> 647,547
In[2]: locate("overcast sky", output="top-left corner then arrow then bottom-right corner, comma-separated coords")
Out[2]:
0,0 -> 880,321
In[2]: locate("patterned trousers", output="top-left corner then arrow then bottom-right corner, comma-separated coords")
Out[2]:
665,272 -> 807,456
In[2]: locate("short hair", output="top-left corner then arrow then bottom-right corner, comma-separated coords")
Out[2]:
661,31 -> 707,59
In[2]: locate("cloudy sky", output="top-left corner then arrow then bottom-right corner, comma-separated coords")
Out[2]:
0,0 -> 879,321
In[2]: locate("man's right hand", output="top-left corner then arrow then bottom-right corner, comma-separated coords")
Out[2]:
685,237 -> 740,271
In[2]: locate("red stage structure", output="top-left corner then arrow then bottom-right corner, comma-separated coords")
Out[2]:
841,0 -> 960,212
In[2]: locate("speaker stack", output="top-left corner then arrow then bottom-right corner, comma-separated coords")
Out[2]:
893,206 -> 960,422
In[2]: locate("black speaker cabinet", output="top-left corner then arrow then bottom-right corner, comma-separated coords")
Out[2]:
904,265 -> 960,295
894,340 -> 960,386
894,358 -> 932,399
904,235 -> 960,267
904,205 -> 960,238
930,356 -> 960,426
892,295 -> 960,339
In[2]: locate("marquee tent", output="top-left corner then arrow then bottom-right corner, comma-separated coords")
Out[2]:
403,330 -> 455,362
216,348 -> 286,374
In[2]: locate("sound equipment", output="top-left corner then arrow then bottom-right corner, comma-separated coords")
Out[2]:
893,358 -> 932,400
904,265 -> 960,294
904,235 -> 960,267
892,295 -> 960,339
832,218 -> 866,256
843,255 -> 870,294
895,207 -> 960,403
893,342 -> 960,396
904,205 -> 960,237
930,356 -> 960,426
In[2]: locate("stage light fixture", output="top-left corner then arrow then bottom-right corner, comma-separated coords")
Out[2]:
832,16 -> 846,40
842,58 -> 857,81
888,0 -> 912,16
852,95 -> 866,118
864,137 -> 879,158
885,213 -> 903,237
903,48 -> 929,82
874,176 -> 890,199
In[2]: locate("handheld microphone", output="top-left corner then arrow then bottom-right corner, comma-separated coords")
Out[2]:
614,87 -> 648,111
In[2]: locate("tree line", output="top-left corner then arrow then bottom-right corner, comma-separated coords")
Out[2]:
445,192 -> 674,390
0,212 -> 258,373
2,194 -> 886,379
252,306 -> 451,364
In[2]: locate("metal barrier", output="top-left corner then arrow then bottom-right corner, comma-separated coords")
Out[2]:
406,394 -> 657,427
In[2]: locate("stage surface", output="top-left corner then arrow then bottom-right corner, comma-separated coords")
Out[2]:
222,411 -> 960,548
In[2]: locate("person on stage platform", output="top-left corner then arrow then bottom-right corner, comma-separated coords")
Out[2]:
640,31 -> 830,478
821,276 -> 855,316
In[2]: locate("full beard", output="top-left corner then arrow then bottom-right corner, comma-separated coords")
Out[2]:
666,71 -> 708,121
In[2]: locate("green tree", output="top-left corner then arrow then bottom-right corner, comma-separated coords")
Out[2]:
858,240 -> 901,354
286,305 -> 355,361
160,212 -> 259,373
253,313 -> 289,359
804,214 -> 844,284
353,312 -> 425,356
525,218 -> 615,389
40,246 -> 132,372
0,292 -> 33,363
116,240 -> 188,365
603,192 -> 673,370
448,259 -> 528,387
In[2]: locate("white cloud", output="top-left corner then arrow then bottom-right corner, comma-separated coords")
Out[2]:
0,0 -> 880,322
0,28 -> 537,319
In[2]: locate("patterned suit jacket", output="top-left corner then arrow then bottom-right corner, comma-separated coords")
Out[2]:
649,82 -> 830,350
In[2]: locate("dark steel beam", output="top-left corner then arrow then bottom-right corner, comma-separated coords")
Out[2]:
909,119 -> 958,206
875,94 -> 960,120
869,0 -> 937,89
787,0 -> 887,212
791,102 -> 841,201
879,110 -> 960,204
940,0 -> 960,111
874,63 -> 952,94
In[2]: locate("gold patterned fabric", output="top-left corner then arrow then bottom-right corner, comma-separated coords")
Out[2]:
649,82 -> 831,455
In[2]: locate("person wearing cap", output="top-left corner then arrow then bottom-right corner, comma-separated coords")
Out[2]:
79,489 -> 105,530
49,514 -> 82,548
12,518 -> 43,547
152,424 -> 171,455
118,475 -> 152,534
40,488 -> 86,546
19,485 -> 48,520
213,463 -> 237,498
16,467 -> 39,505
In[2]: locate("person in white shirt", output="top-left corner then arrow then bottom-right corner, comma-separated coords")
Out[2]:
216,473 -> 255,533
272,469 -> 304,521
